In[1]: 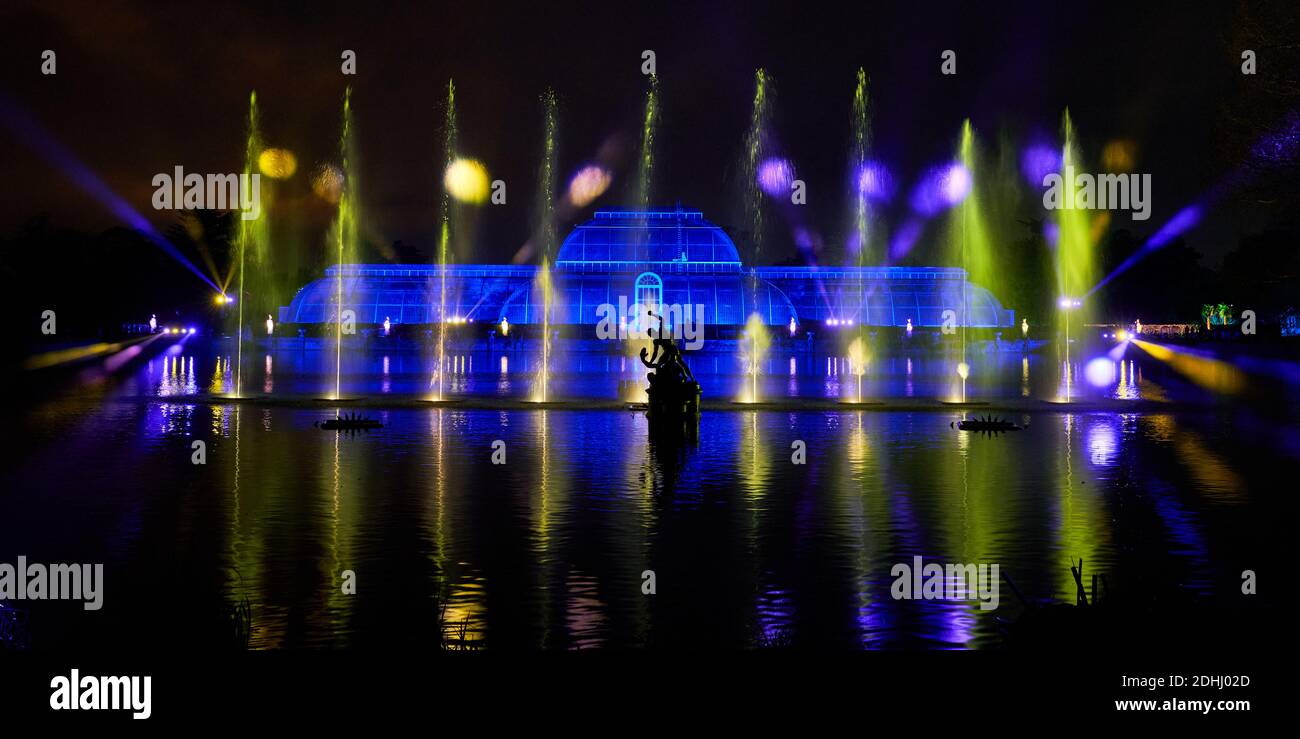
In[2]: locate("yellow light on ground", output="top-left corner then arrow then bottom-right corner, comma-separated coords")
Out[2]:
444,158 -> 490,203
258,148 -> 298,179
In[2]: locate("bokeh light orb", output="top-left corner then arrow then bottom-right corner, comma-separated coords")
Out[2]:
444,158 -> 490,204
942,164 -> 971,202
567,165 -> 611,207
1020,144 -> 1061,184
856,161 -> 893,202
1085,357 -> 1117,387
1102,139 -> 1137,172
311,164 -> 344,204
757,158 -> 794,196
258,148 -> 297,179
911,163 -> 971,215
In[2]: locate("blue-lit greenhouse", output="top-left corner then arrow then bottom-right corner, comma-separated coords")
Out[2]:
285,208 -> 1013,331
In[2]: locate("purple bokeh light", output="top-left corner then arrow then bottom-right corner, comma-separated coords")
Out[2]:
856,161 -> 894,202
910,163 -> 970,215
1020,144 -> 1061,185
757,158 -> 795,197
888,218 -> 924,261
1084,357 -> 1117,387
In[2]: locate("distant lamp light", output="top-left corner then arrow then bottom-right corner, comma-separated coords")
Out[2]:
500,316 -> 509,337
956,362 -> 970,380
788,316 -> 797,337
265,315 -> 274,336
383,316 -> 391,335
188,327 -> 196,334
1021,318 -> 1029,338
1134,319 -> 1143,334
1116,329 -> 1129,342
1058,297 -> 1082,309
905,318 -> 913,337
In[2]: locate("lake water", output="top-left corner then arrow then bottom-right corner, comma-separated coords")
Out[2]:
3,341 -> 1291,649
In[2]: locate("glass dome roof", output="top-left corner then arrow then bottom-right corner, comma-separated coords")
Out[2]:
556,209 -> 742,266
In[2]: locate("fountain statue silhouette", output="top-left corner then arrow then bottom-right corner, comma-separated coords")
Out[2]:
639,310 -> 701,425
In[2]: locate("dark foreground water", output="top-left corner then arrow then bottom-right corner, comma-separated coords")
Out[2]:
2,393 -> 1289,650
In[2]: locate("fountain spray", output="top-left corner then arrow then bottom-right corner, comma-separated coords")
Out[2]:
634,74 -> 659,211
233,93 -> 258,398
849,69 -> 871,401
234,91 -> 265,397
1055,110 -> 1096,401
945,120 -> 995,402
622,75 -> 660,398
434,80 -> 457,401
534,89 -> 558,402
739,69 -> 771,402
333,87 -> 357,400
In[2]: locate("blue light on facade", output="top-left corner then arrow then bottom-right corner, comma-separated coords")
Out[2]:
285,208 -> 1014,328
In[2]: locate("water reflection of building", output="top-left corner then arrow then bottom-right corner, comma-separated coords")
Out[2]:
285,208 -> 1014,332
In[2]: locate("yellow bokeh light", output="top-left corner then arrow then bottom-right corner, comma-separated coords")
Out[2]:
1102,139 -> 1136,172
444,158 -> 490,204
312,164 -> 344,203
258,148 -> 298,179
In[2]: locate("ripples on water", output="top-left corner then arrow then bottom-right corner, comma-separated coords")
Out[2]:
2,397 -> 1284,651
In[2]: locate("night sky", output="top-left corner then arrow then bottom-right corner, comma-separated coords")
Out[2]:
0,1 -> 1274,270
